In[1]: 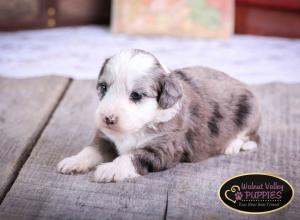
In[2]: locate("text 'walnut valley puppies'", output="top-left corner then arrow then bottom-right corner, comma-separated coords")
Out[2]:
57,49 -> 261,183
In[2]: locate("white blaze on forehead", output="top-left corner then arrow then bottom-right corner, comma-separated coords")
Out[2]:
104,50 -> 157,86
95,49 -> 173,138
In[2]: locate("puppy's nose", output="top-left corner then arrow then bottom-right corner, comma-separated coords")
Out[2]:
103,115 -> 118,125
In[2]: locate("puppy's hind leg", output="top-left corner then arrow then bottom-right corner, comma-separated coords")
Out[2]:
224,131 -> 258,155
241,131 -> 260,151
224,138 -> 244,155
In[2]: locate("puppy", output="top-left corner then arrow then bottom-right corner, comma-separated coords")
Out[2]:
57,49 -> 261,182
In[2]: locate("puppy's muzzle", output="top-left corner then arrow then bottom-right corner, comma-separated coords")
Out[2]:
103,115 -> 118,126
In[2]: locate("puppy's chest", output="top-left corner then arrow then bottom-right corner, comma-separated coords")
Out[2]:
109,131 -> 153,155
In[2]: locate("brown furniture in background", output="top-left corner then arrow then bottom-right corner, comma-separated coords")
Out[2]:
235,0 -> 300,38
0,0 -> 111,31
1,0 -> 300,38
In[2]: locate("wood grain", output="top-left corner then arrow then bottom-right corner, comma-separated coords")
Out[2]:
0,80 -> 299,220
165,83 -> 300,220
0,80 -> 168,220
0,76 -> 70,202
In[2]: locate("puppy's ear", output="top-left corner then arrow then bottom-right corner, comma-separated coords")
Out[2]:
98,58 -> 110,80
158,75 -> 182,109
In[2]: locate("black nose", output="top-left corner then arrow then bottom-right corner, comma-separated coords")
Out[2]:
103,115 -> 118,125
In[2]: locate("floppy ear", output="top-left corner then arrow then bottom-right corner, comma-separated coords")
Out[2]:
98,58 -> 110,80
158,75 -> 182,109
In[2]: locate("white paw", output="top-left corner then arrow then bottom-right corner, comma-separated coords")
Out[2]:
224,138 -> 244,155
241,141 -> 257,151
92,155 -> 140,183
57,155 -> 92,174
57,146 -> 103,174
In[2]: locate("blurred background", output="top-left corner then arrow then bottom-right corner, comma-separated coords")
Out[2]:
0,0 -> 299,83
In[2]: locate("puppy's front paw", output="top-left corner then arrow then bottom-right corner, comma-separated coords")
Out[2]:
92,155 -> 140,183
57,146 -> 103,175
57,155 -> 92,174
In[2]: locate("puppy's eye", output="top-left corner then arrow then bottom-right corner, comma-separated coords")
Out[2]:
97,82 -> 107,95
130,91 -> 143,102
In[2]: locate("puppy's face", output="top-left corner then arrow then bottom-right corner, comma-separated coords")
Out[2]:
95,49 -> 181,135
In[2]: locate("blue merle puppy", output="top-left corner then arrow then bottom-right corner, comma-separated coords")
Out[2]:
57,49 -> 261,182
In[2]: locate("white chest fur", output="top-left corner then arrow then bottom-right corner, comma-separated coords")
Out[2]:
103,129 -> 154,155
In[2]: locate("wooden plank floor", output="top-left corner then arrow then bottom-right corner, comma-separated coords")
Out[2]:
0,77 -> 299,220
0,80 -> 168,220
0,76 -> 70,202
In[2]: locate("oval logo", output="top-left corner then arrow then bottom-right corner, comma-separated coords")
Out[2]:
218,173 -> 294,214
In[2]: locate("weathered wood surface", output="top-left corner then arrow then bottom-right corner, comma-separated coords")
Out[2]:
0,80 -> 169,220
0,76 -> 70,202
0,79 -> 299,220
164,83 -> 300,220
